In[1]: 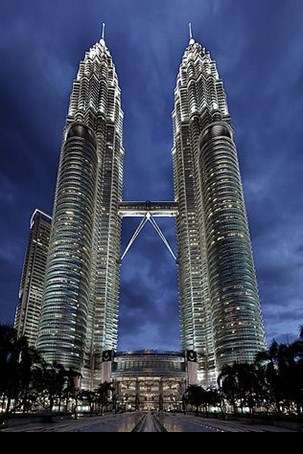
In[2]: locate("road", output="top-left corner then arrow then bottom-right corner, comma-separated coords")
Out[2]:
1,413 -> 297,432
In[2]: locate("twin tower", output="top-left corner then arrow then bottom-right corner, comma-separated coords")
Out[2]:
36,28 -> 266,388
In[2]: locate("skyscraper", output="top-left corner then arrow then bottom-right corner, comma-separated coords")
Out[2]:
15,210 -> 51,347
173,28 -> 266,386
37,28 -> 124,387
34,25 -> 266,390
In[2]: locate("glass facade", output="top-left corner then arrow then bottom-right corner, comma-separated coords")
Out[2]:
15,210 -> 51,347
37,37 -> 124,384
37,124 -> 98,370
112,353 -> 187,412
172,38 -> 266,386
200,121 -> 266,370
31,31 -> 266,390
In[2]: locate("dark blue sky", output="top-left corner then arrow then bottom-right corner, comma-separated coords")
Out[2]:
1,0 -> 303,351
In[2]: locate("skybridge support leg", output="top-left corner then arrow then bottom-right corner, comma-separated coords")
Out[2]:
121,213 -> 177,262
121,216 -> 148,261
148,216 -> 177,262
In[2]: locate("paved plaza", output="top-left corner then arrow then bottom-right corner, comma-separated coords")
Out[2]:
1,413 -> 298,433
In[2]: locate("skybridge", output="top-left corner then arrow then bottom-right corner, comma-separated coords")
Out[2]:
118,201 -> 179,218
119,201 -> 179,262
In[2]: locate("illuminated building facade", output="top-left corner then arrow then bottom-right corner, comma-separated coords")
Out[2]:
30,26 -> 265,391
15,210 -> 51,347
110,352 -> 195,412
37,28 -> 124,387
172,29 -> 266,385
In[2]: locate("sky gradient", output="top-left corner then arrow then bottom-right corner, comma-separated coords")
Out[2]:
1,0 -> 303,351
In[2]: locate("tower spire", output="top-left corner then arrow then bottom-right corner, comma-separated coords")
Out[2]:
101,22 -> 106,43
189,22 -> 195,45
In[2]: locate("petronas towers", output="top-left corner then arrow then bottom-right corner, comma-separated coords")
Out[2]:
36,31 -> 124,388
17,26 -> 266,389
173,33 -> 266,385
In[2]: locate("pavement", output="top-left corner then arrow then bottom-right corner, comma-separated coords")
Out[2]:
1,412 -> 298,432
132,413 -> 167,432
1,413 -> 144,433
158,414 -> 297,433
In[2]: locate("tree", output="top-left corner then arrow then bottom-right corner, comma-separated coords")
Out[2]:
218,365 -> 239,413
288,330 -> 303,414
95,382 -> 113,415
255,332 -> 303,415
218,362 -> 265,414
79,390 -> 96,415
202,389 -> 222,415
0,325 -> 33,416
183,385 -> 207,415
43,365 -> 61,412
64,369 -> 81,417
18,346 -> 44,414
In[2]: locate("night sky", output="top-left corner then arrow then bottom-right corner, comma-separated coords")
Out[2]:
1,0 -> 303,351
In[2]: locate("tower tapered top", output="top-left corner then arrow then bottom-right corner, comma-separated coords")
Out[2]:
189,22 -> 195,45
101,23 -> 106,44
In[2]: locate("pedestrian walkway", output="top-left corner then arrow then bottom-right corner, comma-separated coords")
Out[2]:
132,413 -> 167,432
